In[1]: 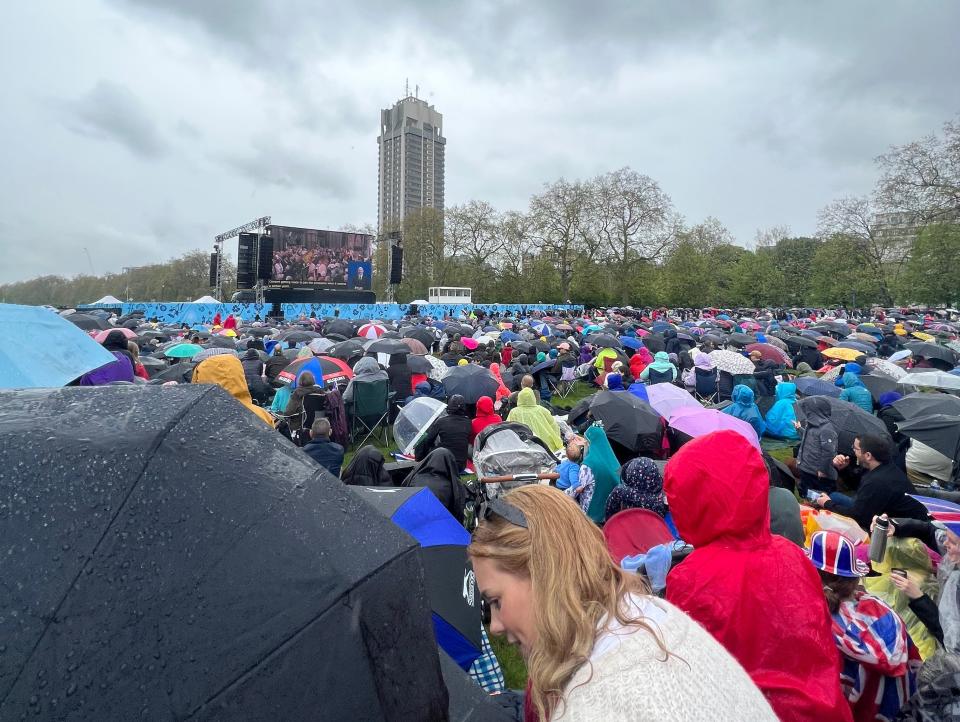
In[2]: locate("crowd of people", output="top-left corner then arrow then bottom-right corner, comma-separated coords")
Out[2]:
47,303 -> 960,719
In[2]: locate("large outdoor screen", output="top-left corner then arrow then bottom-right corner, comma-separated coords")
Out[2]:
267,225 -> 373,289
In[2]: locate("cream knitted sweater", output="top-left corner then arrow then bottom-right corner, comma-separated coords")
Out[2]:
553,596 -> 777,722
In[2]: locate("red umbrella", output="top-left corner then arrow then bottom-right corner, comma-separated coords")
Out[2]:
278,355 -> 354,385
745,343 -> 792,367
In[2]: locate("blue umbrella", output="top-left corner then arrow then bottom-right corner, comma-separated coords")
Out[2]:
500,330 -> 521,342
651,322 -> 672,333
0,303 -> 116,388
350,486 -> 481,670
620,336 -> 643,351
794,377 -> 842,398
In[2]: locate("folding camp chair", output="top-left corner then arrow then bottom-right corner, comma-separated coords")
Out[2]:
693,368 -> 719,404
550,364 -> 578,399
347,379 -> 393,448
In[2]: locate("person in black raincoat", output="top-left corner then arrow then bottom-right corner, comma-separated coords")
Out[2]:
415,395 -> 472,472
402,448 -> 468,522
341,446 -> 391,486
791,344 -> 823,371
663,328 -> 682,356
265,346 -> 291,385
241,346 -> 271,405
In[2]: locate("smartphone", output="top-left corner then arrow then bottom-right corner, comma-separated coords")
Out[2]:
806,489 -> 822,502
890,568 -> 907,579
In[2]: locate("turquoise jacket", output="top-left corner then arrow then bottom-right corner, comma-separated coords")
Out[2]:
722,384 -> 767,439
765,382 -> 799,439
839,373 -> 874,413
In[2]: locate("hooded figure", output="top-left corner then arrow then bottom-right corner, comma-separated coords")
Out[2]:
663,328 -> 682,356
796,396 -> 839,494
341,446 -> 391,486
722,384 -> 767,439
604,456 -> 671,522
580,424 -> 621,524
414,394 -> 473,471
839,373 -> 874,414
604,372 -> 624,391
664,431 -> 853,722
402,448 -> 467,522
470,395 -> 501,442
80,330 -> 136,385
629,347 -> 653,378
835,361 -> 864,387
638,351 -> 677,385
192,354 -> 274,426
794,361 -> 817,377
342,356 -> 389,404
505,387 -> 562,453
764,382 -> 800,440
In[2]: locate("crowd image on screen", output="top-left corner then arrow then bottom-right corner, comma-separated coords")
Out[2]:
271,235 -> 371,286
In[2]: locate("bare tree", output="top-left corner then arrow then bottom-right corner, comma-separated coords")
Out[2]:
816,196 -> 904,305
590,168 -> 676,303
876,117 -> 960,222
753,225 -> 791,249
528,178 -> 594,301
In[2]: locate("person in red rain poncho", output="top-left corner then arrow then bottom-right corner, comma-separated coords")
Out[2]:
212,311 -> 222,327
470,395 -> 501,443
223,313 -> 238,331
664,430 -> 852,722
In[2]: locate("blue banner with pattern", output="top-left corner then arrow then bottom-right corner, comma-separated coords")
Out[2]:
82,301 -> 582,325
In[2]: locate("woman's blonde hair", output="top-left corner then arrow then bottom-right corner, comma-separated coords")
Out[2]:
468,485 -> 664,721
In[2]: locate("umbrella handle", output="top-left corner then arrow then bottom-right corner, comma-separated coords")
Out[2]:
478,472 -> 560,484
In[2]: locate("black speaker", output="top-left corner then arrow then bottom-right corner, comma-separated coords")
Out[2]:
390,245 -> 403,284
237,233 -> 256,289
208,252 -> 219,287
257,236 -> 274,281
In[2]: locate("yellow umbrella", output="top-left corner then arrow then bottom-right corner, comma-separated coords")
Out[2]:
821,347 -> 863,361
911,331 -> 935,342
219,329 -> 237,337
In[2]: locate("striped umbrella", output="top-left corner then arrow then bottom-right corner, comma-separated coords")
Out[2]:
358,323 -> 386,339
910,495 -> 960,537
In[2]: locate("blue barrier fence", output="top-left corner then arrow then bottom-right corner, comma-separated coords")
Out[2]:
77,302 -> 583,325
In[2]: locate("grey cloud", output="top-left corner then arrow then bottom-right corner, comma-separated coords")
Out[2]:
63,80 -> 167,159
216,138 -> 354,199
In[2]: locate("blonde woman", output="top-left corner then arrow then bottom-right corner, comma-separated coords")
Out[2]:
468,486 -> 776,722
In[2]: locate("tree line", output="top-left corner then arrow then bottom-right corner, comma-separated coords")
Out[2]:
379,116 -> 960,308
2,117 -> 958,309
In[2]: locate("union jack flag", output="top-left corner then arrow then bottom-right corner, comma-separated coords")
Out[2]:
832,591 -> 920,722
910,494 -> 960,537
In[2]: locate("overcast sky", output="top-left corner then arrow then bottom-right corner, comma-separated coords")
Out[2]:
2,0 -> 958,284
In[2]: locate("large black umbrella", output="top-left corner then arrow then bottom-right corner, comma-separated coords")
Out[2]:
726,332 -> 756,347
836,340 -> 876,357
349,486 -> 482,669
896,414 -> 960,462
569,390 -> 663,456
367,337 -> 412,355
139,355 -> 167,377
785,335 -> 819,350
796,396 -> 891,454
641,334 -> 665,354
205,335 -> 237,349
401,327 -> 437,349
860,373 -> 900,402
65,313 -> 109,331
277,329 -> 321,344
0,385 -> 450,720
893,392 -> 960,420
150,360 -> 196,383
443,365 -> 499,404
584,333 -> 622,349
905,341 -> 958,366
329,339 -> 366,361
408,355 -> 435,374
324,319 -> 357,338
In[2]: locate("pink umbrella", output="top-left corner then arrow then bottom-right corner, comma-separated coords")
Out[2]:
645,384 -> 701,419
358,323 -> 386,339
667,407 -> 760,450
461,337 -> 479,350
93,327 -> 137,343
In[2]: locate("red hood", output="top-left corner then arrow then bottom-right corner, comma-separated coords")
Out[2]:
664,430 -> 852,722
664,430 -> 770,547
476,396 -> 495,415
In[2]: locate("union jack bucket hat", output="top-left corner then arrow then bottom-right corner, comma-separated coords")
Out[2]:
807,530 -> 870,578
